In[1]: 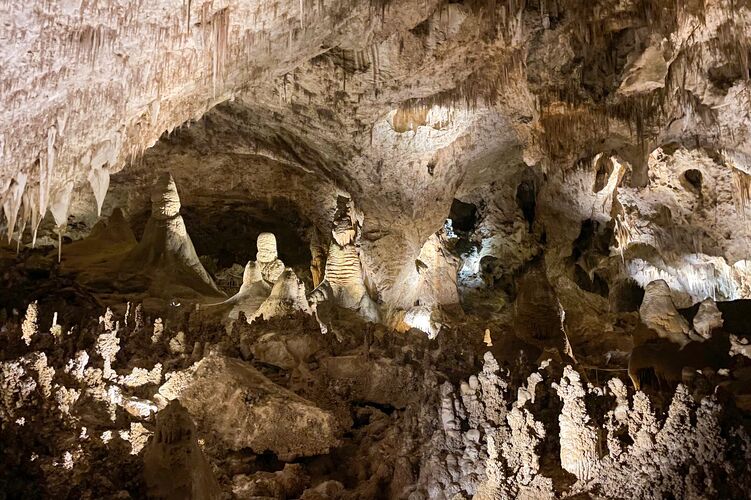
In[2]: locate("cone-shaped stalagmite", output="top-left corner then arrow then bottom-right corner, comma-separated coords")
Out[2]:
143,400 -> 221,499
121,173 -> 224,299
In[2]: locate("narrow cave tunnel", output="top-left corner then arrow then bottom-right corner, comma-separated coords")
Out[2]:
3,1 -> 751,498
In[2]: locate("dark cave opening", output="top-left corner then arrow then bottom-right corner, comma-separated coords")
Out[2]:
609,278 -> 645,313
131,197 -> 313,277
448,198 -> 478,233
515,179 -> 537,231
682,168 -> 703,193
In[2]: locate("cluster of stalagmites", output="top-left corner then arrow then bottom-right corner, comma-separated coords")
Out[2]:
207,230 -> 311,325
2,296 -> 751,498
6,172 -> 452,339
419,352 -> 751,499
104,173 -> 388,334
0,300 -> 343,497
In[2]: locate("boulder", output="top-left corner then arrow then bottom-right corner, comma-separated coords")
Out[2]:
158,354 -> 339,459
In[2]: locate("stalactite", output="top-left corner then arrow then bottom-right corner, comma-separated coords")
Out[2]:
16,190 -> 31,253
614,212 -> 634,262
27,184 -> 41,248
2,173 -> 27,244
88,166 -> 110,217
49,182 -> 73,263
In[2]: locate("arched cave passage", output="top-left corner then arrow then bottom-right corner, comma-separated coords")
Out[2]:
4,2 -> 751,498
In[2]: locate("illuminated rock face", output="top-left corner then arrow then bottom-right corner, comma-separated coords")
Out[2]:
157,354 -> 339,460
252,268 -> 312,322
227,261 -> 271,321
639,280 -> 694,346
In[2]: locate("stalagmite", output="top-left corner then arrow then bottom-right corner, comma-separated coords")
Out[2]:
143,400 -> 222,499
21,301 -> 38,346
256,232 -> 285,285
552,366 -> 597,482
251,268 -> 312,322
203,232 -> 292,323
309,197 -> 379,326
483,328 -> 493,346
4,2 -> 751,497
120,173 -> 224,298
95,327 -> 121,380
50,312 -> 62,340
152,318 -> 164,344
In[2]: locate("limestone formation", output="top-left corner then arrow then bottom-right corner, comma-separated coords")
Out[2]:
157,354 -> 339,460
205,261 -> 270,323
693,298 -> 724,339
143,400 -> 221,500
639,280 -> 695,345
21,301 -> 38,346
730,335 -> 751,360
552,366 -> 598,482
120,173 -> 224,299
60,207 -> 136,264
255,232 -> 285,285
4,1 -> 751,497
204,233 -> 292,324
309,198 -> 379,326
251,268 -> 312,322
